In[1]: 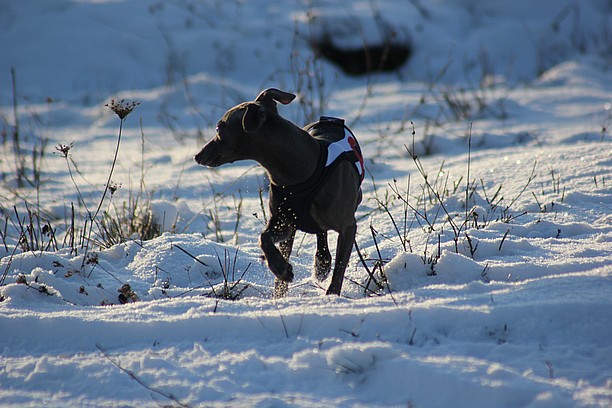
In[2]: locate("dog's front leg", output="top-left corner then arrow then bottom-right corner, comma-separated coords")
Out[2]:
274,228 -> 296,298
259,216 -> 295,284
315,232 -> 332,281
326,222 -> 357,295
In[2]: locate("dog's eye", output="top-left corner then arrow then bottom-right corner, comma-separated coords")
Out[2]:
216,122 -> 227,136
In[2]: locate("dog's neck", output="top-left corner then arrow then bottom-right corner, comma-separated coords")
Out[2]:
255,118 -> 320,187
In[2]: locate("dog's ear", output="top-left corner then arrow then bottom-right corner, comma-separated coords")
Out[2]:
242,103 -> 266,134
255,88 -> 296,107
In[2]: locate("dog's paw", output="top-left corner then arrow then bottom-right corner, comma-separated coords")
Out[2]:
280,262 -> 294,282
274,279 -> 289,298
314,254 -> 332,282
268,258 -> 294,282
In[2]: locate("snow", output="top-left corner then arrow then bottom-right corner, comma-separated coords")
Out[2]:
1,0 -> 611,406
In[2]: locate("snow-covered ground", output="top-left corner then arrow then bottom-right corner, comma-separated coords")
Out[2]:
1,0 -> 611,406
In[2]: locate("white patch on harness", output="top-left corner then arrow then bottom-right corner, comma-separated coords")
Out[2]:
325,128 -> 364,178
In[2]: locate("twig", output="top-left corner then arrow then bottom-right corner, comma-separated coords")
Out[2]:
96,343 -> 190,407
498,228 -> 511,251
0,243 -> 20,286
273,301 -> 290,339
507,160 -> 538,210
173,244 -> 210,268
465,122 -> 472,224
353,240 -> 384,296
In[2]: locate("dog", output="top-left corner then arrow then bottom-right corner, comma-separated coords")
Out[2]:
195,88 -> 363,296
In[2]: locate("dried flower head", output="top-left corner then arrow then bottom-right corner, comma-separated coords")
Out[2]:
118,283 -> 139,304
108,181 -> 121,195
85,252 -> 99,265
55,142 -> 74,157
105,99 -> 140,120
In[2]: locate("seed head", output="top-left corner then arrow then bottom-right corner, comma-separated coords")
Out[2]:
55,142 -> 74,157
108,181 -> 121,195
105,99 -> 140,120
85,252 -> 99,265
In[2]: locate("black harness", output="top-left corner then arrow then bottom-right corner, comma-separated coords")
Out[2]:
269,117 -> 364,234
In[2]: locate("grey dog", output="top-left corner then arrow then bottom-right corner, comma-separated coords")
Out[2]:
195,88 -> 363,296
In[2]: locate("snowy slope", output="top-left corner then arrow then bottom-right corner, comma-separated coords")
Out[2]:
1,0 -> 611,407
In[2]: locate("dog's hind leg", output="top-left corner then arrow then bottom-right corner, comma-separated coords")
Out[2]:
326,222 -> 357,295
314,232 -> 332,281
279,228 -> 296,261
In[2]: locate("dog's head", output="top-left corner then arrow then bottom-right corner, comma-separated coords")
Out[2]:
194,88 -> 296,167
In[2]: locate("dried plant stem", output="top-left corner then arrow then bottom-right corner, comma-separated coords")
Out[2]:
92,117 -> 124,222
96,343 -> 190,407
10,68 -> 23,187
465,123 -> 472,223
